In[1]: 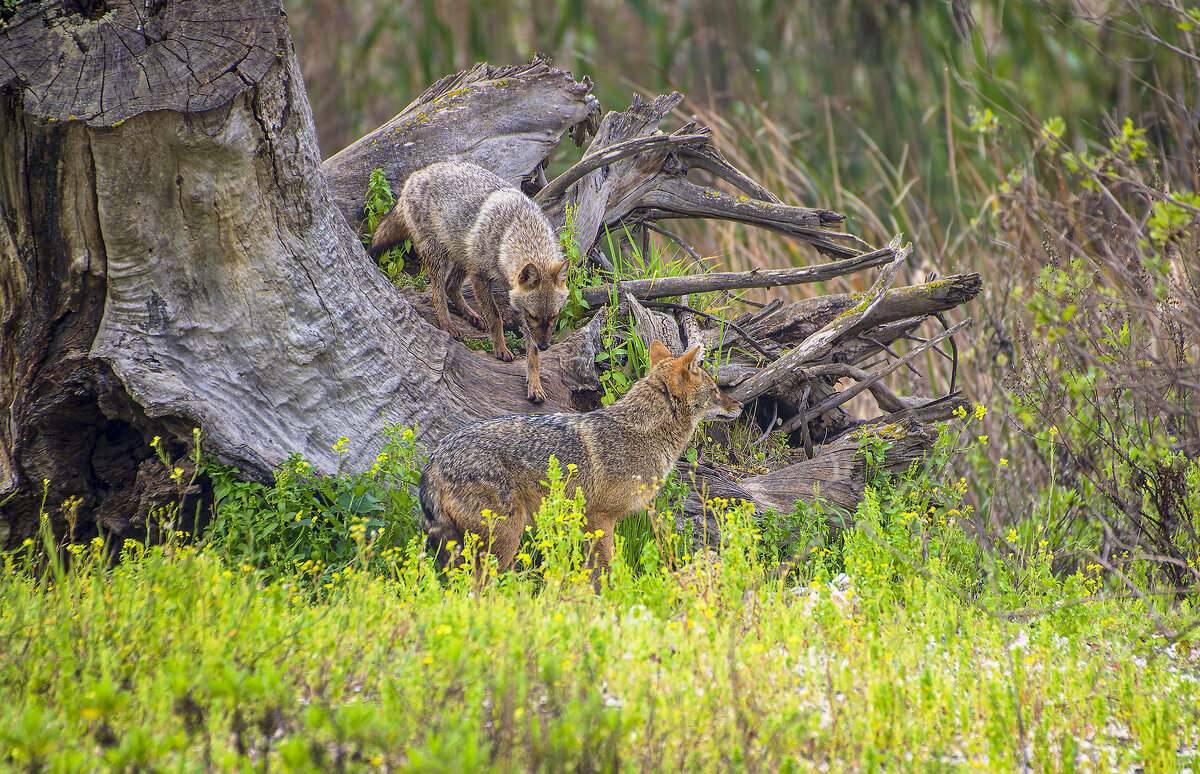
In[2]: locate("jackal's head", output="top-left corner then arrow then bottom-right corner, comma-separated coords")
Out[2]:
648,340 -> 742,424
512,259 -> 570,351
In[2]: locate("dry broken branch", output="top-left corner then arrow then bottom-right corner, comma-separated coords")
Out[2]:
795,364 -> 925,414
852,393 -> 971,430
641,301 -> 776,361
637,177 -> 866,259
578,245 -> 897,306
776,318 -> 973,433
728,239 -> 911,403
675,142 -> 783,204
534,129 -> 711,206
737,275 -> 982,350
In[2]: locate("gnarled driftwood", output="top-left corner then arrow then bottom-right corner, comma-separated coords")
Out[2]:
0,0 -> 980,553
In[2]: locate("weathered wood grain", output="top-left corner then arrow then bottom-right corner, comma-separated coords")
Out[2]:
737,274 -> 982,355
0,0 -> 288,126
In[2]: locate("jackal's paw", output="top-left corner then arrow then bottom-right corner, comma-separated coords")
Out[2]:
444,323 -> 464,341
464,309 -> 487,330
494,346 -> 514,362
527,382 -> 546,404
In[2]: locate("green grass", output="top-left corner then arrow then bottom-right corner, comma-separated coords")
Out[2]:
2,523 -> 1194,771
3,429 -> 1197,772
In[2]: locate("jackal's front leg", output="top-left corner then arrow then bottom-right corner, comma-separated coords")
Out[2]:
470,274 -> 513,362
584,526 -> 616,593
524,326 -> 545,403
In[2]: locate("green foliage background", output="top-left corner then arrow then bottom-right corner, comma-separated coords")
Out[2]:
291,0 -> 1179,225
4,419 -> 1195,771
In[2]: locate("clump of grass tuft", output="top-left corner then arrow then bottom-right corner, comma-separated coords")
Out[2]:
202,421 -> 426,587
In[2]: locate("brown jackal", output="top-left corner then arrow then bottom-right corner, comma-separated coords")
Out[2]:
369,161 -> 569,403
418,340 -> 742,589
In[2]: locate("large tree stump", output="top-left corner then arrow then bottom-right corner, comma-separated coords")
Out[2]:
0,0 -> 598,546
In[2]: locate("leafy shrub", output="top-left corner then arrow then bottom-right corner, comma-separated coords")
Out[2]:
519,457 -> 605,594
362,168 -> 428,287
555,202 -> 602,336
809,419 -> 985,608
202,422 -> 425,586
964,13 -> 1200,589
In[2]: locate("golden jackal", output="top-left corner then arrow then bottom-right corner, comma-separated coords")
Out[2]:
369,161 -> 569,403
418,340 -> 742,588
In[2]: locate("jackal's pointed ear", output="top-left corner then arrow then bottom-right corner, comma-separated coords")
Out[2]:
677,346 -> 702,374
668,347 -> 702,398
550,259 -> 570,287
666,369 -> 685,399
648,340 -> 673,366
517,262 -> 541,290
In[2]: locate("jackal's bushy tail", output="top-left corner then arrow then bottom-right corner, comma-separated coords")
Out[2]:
367,207 -> 410,258
418,469 -> 464,569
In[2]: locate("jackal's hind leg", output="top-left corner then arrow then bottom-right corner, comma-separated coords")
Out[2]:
425,249 -> 463,340
490,499 -> 540,574
446,264 -> 486,331
471,274 -> 513,362
487,520 -> 523,574
470,504 -> 525,586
